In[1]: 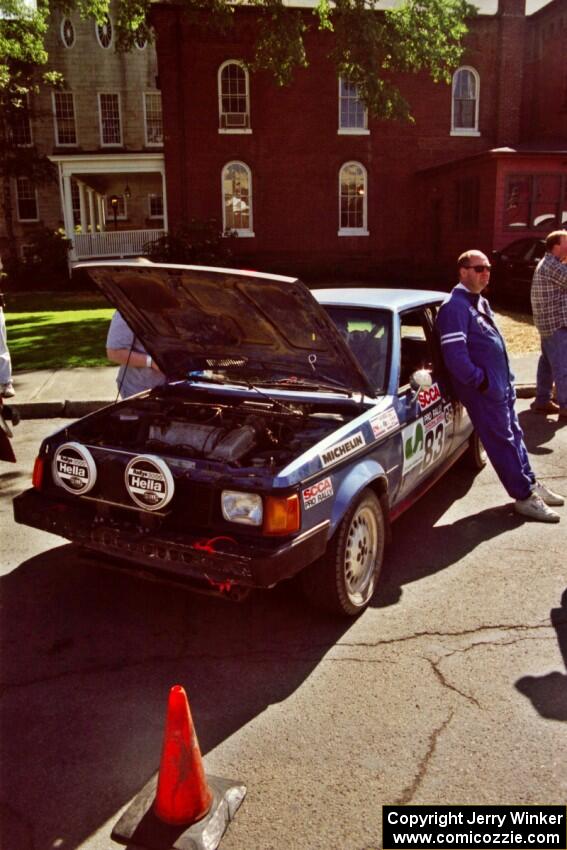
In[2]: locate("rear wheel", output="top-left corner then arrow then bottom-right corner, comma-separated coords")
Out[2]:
301,488 -> 385,617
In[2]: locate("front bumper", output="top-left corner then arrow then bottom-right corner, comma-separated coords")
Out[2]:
13,489 -> 329,589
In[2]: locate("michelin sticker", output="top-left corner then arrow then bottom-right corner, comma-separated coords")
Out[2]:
370,407 -> 399,441
320,431 -> 365,469
417,383 -> 441,411
402,421 -> 425,474
125,454 -> 175,511
302,477 -> 334,510
52,442 -> 97,495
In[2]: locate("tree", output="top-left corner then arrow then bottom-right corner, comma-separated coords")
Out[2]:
0,0 -> 61,270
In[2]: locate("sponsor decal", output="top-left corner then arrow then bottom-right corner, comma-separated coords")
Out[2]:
370,407 -> 399,440
52,442 -> 97,495
417,382 -> 441,411
302,477 -> 334,510
444,403 -> 454,425
402,421 -> 425,474
320,431 -> 365,468
423,401 -> 445,432
423,421 -> 445,468
124,454 -> 175,511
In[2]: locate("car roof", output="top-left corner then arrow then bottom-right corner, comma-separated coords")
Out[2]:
312,287 -> 449,313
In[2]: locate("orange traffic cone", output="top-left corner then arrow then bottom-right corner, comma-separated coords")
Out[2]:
153,685 -> 213,825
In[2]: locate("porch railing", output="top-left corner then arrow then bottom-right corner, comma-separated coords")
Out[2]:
73,229 -> 165,260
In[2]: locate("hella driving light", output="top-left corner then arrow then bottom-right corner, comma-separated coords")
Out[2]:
221,491 -> 263,526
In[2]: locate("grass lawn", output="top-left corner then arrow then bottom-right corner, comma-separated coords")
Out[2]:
4,292 -> 114,372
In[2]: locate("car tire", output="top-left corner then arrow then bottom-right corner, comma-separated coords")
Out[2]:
462,430 -> 487,470
300,488 -> 385,617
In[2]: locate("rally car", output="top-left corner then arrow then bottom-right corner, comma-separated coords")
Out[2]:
13,264 -> 485,616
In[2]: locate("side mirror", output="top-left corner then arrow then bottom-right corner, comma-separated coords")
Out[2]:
410,369 -> 433,392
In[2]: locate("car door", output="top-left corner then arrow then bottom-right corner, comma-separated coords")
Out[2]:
395,305 -> 455,501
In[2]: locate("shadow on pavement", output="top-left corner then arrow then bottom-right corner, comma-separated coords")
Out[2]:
372,463 -> 523,609
515,588 -> 567,722
517,408 -> 565,456
0,548 -> 350,850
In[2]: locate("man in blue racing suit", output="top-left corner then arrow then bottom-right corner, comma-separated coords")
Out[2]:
436,249 -> 563,523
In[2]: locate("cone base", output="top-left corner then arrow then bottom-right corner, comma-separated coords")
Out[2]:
111,773 -> 246,850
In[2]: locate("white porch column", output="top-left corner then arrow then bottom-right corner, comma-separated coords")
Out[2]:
160,168 -> 168,232
96,194 -> 106,232
62,173 -> 75,242
78,181 -> 87,233
87,189 -> 96,233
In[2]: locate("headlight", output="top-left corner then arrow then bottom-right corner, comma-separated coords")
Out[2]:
221,490 -> 263,526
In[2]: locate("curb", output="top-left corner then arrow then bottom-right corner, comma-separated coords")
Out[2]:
11,385 -> 538,419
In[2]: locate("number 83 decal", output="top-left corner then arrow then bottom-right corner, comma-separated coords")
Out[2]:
424,423 -> 444,467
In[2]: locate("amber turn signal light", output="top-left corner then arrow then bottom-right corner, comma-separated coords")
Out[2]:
263,494 -> 300,535
32,456 -> 44,490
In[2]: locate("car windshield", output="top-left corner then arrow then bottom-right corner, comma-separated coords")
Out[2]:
322,306 -> 391,394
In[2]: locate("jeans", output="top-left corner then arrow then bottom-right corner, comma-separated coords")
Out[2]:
536,327 -> 567,409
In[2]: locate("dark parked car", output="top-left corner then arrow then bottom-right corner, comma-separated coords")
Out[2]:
14,264 -> 485,616
491,237 -> 545,308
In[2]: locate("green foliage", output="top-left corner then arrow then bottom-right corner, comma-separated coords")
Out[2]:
143,219 -> 237,265
5,228 -> 71,287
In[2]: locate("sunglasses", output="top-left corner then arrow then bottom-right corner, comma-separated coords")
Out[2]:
466,264 -> 492,273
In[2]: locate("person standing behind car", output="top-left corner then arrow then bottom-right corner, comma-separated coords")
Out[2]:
0,291 -> 15,399
530,229 -> 567,420
106,310 -> 166,399
436,249 -> 563,523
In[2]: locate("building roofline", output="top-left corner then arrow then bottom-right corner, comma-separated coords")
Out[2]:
417,145 -> 567,176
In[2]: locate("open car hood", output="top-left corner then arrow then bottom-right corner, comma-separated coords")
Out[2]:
83,263 -> 376,396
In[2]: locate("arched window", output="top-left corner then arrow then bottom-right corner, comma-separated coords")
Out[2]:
338,162 -> 368,236
451,67 -> 480,135
218,62 -> 251,132
95,14 -> 113,49
222,161 -> 254,236
338,77 -> 368,134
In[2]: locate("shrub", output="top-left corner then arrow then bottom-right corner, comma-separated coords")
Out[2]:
143,218 -> 237,265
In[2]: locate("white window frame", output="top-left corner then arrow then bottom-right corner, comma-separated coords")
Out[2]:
218,61 -> 252,134
52,91 -> 77,147
221,161 -> 254,237
338,77 -> 369,135
105,194 -> 128,221
338,161 -> 369,236
98,92 -> 122,147
95,13 -> 113,49
143,92 -> 163,147
148,193 -> 164,219
16,177 -> 39,222
451,66 -> 480,137
60,17 -> 75,48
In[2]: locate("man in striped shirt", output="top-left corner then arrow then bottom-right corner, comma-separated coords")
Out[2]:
436,250 -> 563,523
530,230 -> 567,419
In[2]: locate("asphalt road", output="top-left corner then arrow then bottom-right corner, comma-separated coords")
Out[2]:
1,409 -> 566,850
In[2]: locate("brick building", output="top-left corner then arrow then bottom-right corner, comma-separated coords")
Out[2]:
1,2 -> 166,266
150,0 -> 566,282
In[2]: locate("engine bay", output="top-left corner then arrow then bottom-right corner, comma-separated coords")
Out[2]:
69,392 -> 357,470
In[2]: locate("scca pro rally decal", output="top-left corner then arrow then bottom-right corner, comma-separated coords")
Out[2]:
417,383 -> 441,411
319,431 -> 366,468
52,442 -> 97,495
124,455 -> 175,511
370,407 -> 399,441
302,477 -> 334,510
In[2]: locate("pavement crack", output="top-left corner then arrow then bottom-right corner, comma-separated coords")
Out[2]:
395,710 -> 455,805
336,620 -> 555,650
424,657 -> 481,708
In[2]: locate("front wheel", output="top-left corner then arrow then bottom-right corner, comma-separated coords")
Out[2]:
301,489 -> 385,617
462,430 -> 487,470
